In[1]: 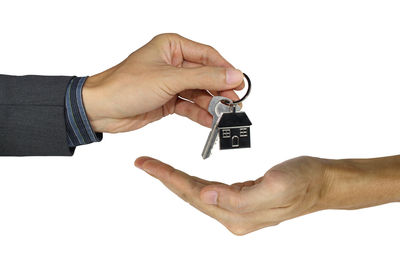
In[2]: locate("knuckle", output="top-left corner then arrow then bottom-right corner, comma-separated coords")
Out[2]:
178,192 -> 190,203
263,171 -> 289,194
198,66 -> 224,82
151,34 -> 165,42
158,69 -> 183,96
153,33 -> 180,42
296,155 -> 312,161
166,32 -> 181,38
199,45 -> 216,65
291,155 -> 313,165
271,221 -> 281,227
262,221 -> 281,229
205,44 -> 216,52
285,155 -> 314,167
164,165 -> 178,181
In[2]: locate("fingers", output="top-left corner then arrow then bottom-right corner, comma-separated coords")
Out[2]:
178,90 -> 213,110
219,90 -> 241,102
135,156 -> 262,215
170,67 -> 243,93
180,88 -> 241,108
182,61 -> 245,92
177,35 -> 233,68
182,61 -> 202,68
176,89 -> 241,127
134,157 -> 230,220
134,157 -> 199,201
174,99 -> 212,127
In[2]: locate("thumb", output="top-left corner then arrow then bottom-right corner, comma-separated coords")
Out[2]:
172,67 -> 243,93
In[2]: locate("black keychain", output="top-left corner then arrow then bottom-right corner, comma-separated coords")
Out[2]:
201,73 -> 252,159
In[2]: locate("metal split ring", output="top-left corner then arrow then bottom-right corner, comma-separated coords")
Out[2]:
221,73 -> 251,106
234,73 -> 251,104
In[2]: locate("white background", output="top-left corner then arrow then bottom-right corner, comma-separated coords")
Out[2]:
1,0 -> 400,266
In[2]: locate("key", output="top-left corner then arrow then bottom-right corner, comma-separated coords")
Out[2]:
201,96 -> 241,159
201,73 -> 252,159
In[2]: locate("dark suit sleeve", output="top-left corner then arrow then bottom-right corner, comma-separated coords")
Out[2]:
0,74 -> 74,156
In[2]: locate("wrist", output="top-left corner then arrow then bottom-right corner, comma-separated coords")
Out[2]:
319,156 -> 400,210
82,76 -> 107,132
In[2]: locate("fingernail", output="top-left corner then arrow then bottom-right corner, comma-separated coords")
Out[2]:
226,68 -> 243,85
202,191 -> 218,205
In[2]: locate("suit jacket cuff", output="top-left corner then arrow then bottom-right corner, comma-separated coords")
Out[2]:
65,76 -> 103,147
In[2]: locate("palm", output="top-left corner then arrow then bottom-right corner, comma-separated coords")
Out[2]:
135,156 -> 326,235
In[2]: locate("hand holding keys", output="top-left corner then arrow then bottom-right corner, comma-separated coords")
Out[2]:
202,73 -> 253,159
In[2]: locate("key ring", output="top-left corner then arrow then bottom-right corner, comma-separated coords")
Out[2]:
221,73 -> 251,106
234,73 -> 251,104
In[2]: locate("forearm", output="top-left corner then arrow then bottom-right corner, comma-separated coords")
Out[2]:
0,74 -> 74,156
320,155 -> 400,210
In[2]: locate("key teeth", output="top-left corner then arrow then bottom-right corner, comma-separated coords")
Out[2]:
202,96 -> 232,159
203,141 -> 218,159
202,153 -> 210,160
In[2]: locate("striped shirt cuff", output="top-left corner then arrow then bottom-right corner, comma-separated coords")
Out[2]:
65,76 -> 103,147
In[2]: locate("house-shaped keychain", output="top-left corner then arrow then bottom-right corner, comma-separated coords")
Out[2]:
217,111 -> 252,150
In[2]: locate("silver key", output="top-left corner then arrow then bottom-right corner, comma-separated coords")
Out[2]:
201,96 -> 241,159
